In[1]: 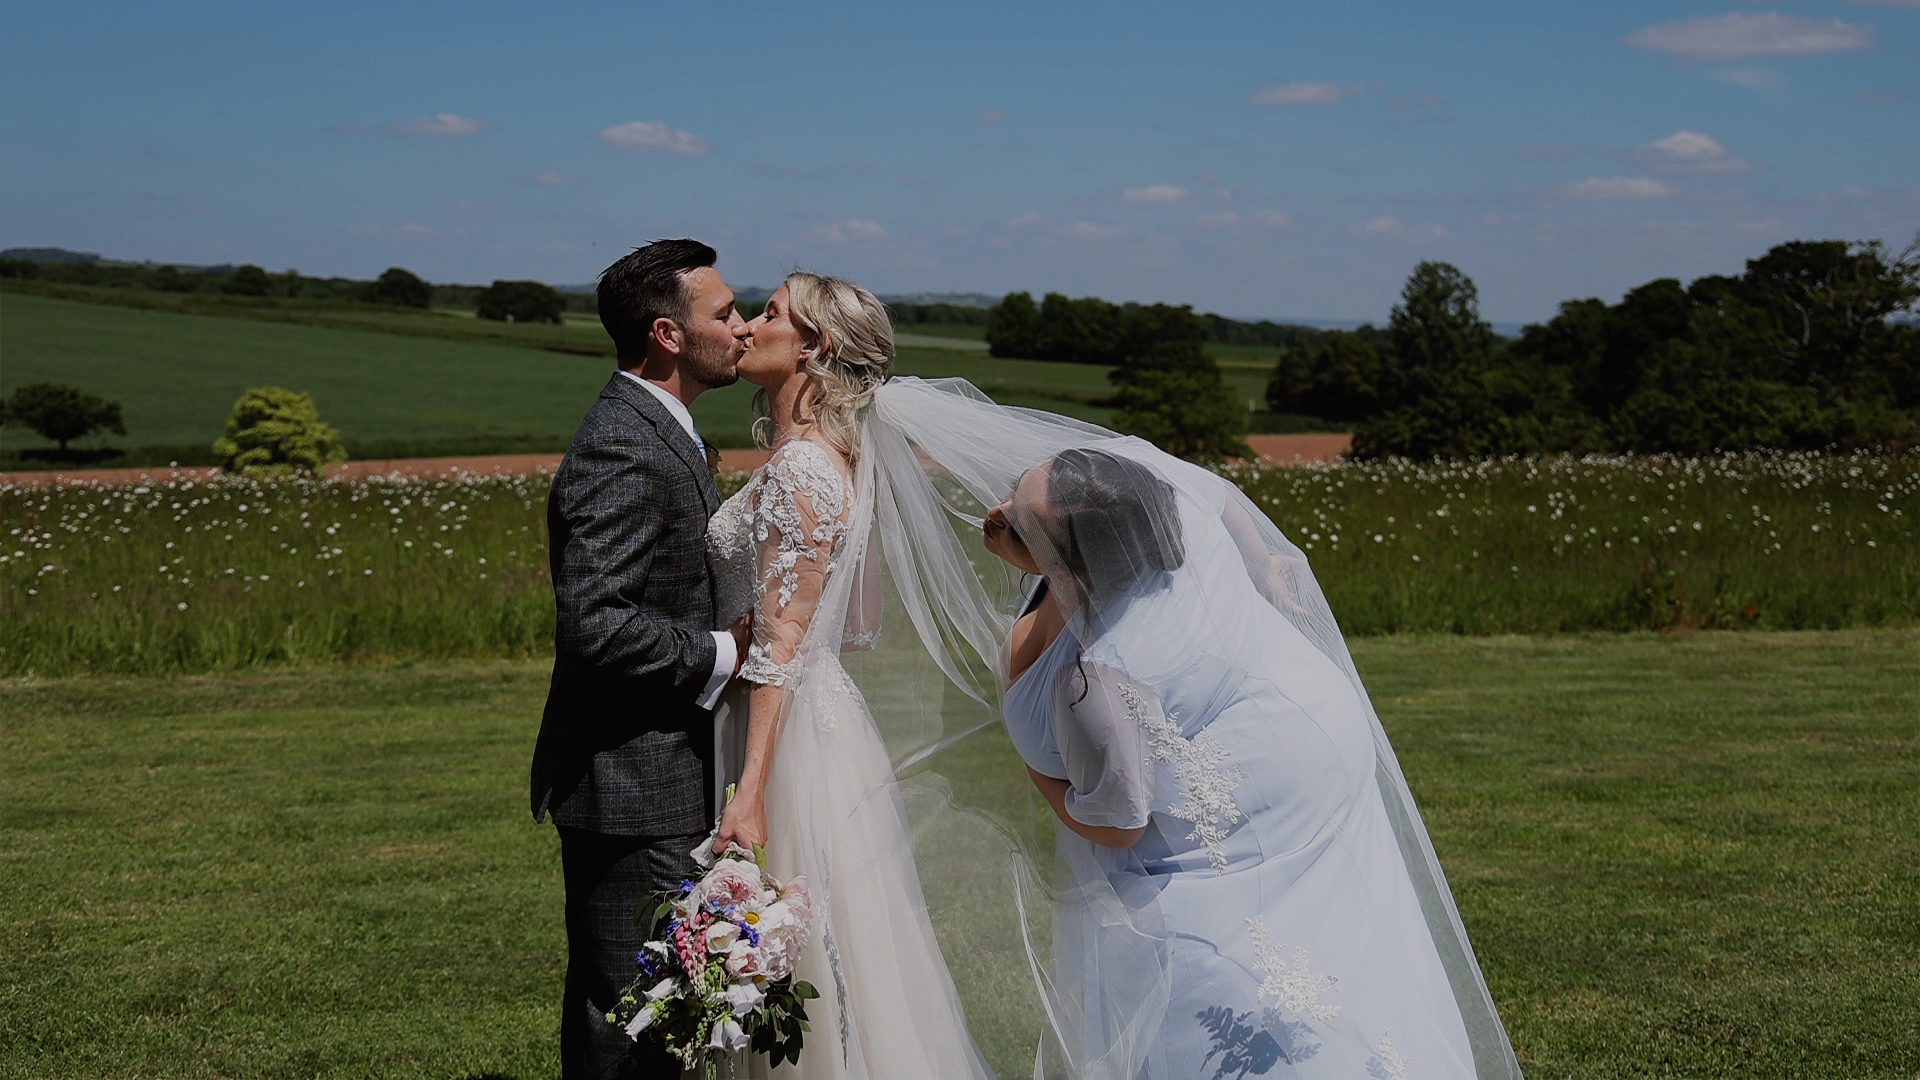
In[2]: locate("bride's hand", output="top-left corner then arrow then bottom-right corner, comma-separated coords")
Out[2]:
714,789 -> 768,853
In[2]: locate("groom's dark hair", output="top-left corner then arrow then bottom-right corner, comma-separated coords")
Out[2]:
598,238 -> 719,358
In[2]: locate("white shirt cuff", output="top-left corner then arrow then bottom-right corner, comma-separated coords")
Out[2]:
698,630 -> 736,711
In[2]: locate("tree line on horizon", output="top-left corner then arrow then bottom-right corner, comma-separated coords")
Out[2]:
0,253 -> 588,323
1,249 -> 997,333
984,235 -> 1920,459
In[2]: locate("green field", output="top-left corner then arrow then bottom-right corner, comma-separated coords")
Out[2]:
3,631 -> 1915,1078
0,291 -> 1123,457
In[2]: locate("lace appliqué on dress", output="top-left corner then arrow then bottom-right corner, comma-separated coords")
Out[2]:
1247,916 -> 1341,1022
1116,680 -> 1246,873
1366,1032 -> 1412,1080
730,439 -> 852,689
739,644 -> 804,687
752,439 -> 850,609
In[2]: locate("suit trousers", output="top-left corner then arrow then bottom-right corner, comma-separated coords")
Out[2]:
558,825 -> 707,1079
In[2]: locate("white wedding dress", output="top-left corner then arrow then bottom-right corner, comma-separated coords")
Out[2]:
706,436 -> 993,1080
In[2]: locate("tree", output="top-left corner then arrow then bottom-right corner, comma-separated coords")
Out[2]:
372,267 -> 432,308
1109,303 -> 1250,461
222,264 -> 271,297
2,383 -> 126,452
1352,261 -> 1550,459
1038,293 -> 1124,365
1267,329 -> 1388,423
212,387 -> 347,476
985,291 -> 1043,358
475,279 -> 564,324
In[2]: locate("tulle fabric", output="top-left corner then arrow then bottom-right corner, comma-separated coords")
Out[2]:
854,377 -> 1524,1079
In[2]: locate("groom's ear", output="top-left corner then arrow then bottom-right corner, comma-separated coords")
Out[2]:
649,316 -> 684,356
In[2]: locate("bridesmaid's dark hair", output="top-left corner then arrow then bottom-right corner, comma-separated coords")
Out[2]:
1044,448 -> 1185,610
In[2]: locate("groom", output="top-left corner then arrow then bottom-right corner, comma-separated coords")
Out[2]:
530,238 -> 753,1078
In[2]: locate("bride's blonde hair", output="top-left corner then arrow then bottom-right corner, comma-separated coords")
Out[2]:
755,271 -> 894,461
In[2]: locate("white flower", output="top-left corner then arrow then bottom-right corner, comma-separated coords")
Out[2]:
705,921 -> 740,953
624,1003 -> 658,1038
708,1016 -> 750,1052
643,977 -> 679,1002
722,980 -> 766,1017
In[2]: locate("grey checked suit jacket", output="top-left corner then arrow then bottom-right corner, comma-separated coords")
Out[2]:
531,373 -> 723,835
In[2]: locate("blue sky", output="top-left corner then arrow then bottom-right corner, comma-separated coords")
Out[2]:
3,0 -> 1915,323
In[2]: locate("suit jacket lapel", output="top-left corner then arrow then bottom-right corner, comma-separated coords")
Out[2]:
602,374 -> 721,515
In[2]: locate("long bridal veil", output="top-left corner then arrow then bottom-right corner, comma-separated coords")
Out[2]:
817,376 -> 1518,1078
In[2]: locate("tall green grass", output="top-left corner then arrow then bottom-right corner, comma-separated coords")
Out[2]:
6,452 -> 1915,676
2,471 -> 558,675
1233,451 -> 1920,633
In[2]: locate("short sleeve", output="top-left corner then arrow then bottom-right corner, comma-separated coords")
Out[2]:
1051,660 -> 1156,830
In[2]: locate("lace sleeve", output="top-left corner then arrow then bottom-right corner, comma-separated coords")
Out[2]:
738,440 -> 853,687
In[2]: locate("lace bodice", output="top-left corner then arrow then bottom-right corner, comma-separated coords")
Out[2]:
706,438 -> 853,687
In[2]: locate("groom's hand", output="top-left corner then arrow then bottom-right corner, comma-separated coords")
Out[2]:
728,611 -> 753,676
714,789 -> 768,852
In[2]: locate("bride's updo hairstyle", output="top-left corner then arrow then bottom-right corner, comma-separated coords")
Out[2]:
1039,448 -> 1185,613
768,270 -> 895,461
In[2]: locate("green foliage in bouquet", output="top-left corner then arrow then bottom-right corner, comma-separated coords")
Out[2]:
212,386 -> 347,477
609,842 -> 818,1077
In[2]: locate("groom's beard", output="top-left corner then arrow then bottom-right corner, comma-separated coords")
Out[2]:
685,333 -> 742,391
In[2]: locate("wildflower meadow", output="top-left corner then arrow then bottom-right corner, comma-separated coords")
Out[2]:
1232,450 -> 1919,635
4,450 -> 1916,676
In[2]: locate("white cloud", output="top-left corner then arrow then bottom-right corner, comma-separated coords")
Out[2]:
1568,176 -> 1677,200
1249,81 -> 1368,105
1632,131 -> 1757,175
1859,89 -> 1908,104
1005,211 -> 1049,227
1067,221 -> 1126,239
1348,216 -> 1447,239
1712,67 -> 1781,91
596,121 -> 710,155
979,109 -> 1006,123
533,171 -> 572,186
348,222 -> 431,236
812,220 -> 886,242
1625,13 -> 1873,62
1121,184 -> 1188,204
1196,209 -> 1291,228
392,113 -> 485,136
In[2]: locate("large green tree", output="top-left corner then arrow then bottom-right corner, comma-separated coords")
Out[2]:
984,291 -> 1042,358
475,280 -> 564,324
2,383 -> 126,452
1109,303 -> 1250,461
371,267 -> 432,309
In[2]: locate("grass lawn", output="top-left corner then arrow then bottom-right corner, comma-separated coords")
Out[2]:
0,292 -> 1120,456
3,631 -> 1915,1078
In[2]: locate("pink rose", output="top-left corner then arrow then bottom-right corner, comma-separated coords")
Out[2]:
696,860 -> 763,909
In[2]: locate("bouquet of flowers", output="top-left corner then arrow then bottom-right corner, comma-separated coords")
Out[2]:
607,832 -> 818,1075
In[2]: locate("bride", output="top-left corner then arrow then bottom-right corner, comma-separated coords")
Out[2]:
705,271 -> 991,1078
